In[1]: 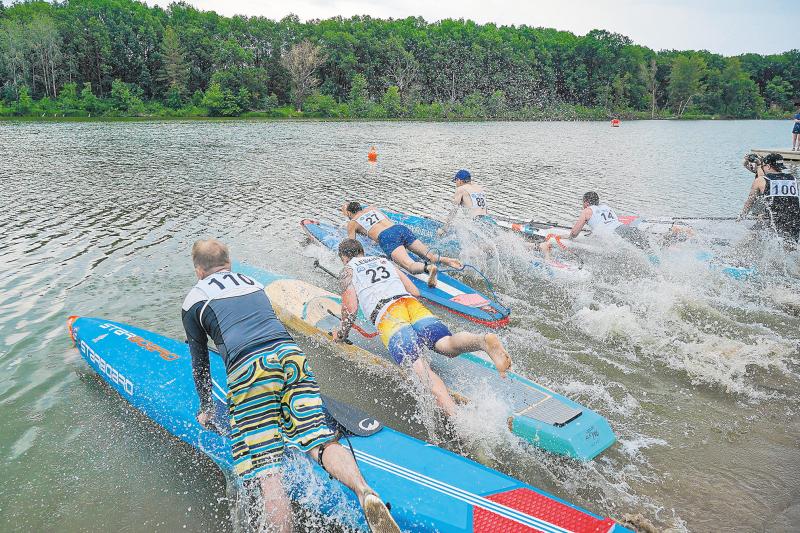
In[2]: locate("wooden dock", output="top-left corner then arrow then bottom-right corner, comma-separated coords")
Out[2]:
751,148 -> 800,161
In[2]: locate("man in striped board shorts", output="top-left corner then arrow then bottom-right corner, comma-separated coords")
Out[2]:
182,239 -> 398,533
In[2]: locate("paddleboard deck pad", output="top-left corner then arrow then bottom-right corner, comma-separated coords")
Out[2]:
236,263 -> 617,461
301,218 -> 510,328
68,316 -> 630,532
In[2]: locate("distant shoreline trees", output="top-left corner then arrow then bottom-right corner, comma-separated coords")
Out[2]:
0,0 -> 797,120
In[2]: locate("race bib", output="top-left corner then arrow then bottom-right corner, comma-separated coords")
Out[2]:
469,192 -> 487,209
598,206 -> 617,224
768,180 -> 798,197
352,257 -> 395,286
197,271 -> 262,299
356,209 -> 387,231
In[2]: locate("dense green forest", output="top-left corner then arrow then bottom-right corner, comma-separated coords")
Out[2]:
0,0 -> 798,120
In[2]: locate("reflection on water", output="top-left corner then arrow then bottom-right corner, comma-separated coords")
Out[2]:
1,119 -> 798,532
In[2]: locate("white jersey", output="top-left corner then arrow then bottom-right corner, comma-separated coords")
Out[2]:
355,209 -> 387,232
586,204 -> 621,233
348,256 -> 409,323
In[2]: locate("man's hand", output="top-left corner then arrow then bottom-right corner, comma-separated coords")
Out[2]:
331,329 -> 346,343
197,410 -> 213,428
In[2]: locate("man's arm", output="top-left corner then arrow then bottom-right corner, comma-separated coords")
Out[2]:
397,268 -> 420,297
739,177 -> 763,219
569,208 -> 592,238
439,190 -> 463,235
334,266 -> 358,341
346,220 -> 359,239
182,304 -> 213,415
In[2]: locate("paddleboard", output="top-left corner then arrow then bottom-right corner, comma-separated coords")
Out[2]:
67,316 -> 631,533
383,210 -> 589,280
301,218 -> 511,328
620,216 -> 757,280
496,215 -> 756,280
236,263 -> 617,461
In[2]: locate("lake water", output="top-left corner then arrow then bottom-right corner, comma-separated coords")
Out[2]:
1,119 -> 799,532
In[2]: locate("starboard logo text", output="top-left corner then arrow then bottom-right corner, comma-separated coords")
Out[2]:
79,339 -> 134,396
100,323 -> 179,361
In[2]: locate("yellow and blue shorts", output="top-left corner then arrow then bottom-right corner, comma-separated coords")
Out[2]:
227,340 -> 335,480
377,297 -> 451,365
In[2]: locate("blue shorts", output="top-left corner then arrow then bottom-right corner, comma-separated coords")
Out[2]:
377,224 -> 418,255
793,123 -> 800,134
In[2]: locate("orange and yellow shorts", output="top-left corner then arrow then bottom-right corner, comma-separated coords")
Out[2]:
376,297 -> 451,365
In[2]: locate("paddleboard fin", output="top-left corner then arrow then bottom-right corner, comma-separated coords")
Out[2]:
322,395 -> 383,437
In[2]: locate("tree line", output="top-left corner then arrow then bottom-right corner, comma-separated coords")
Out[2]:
1,0 -> 798,119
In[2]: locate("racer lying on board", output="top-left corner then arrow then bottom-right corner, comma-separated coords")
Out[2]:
343,201 -> 463,288
540,191 -> 652,261
333,238 -> 511,417
437,169 -> 495,236
183,239 -> 398,533
740,152 -> 800,243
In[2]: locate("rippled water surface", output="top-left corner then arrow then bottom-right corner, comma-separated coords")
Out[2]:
1,119 -> 799,532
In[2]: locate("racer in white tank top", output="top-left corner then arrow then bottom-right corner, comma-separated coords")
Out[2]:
346,255 -> 410,324
333,239 -> 512,418
586,204 -> 621,233
539,192 -> 651,261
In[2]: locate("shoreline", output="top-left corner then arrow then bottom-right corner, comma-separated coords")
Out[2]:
0,115 -> 793,124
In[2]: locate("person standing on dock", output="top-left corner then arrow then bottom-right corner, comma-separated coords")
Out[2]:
437,169 -> 493,236
333,238 -> 512,417
183,239 -> 399,533
740,153 -> 800,242
793,102 -> 800,151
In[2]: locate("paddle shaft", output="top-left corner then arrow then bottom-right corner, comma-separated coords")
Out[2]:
313,259 -> 340,279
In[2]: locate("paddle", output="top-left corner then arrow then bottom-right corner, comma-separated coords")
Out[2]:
313,260 -> 380,339
636,216 -> 751,224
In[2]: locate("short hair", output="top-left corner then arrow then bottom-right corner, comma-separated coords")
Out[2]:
338,238 -> 364,259
583,191 -> 600,206
192,239 -> 230,271
345,201 -> 361,215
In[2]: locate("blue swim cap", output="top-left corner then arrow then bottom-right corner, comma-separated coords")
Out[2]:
453,169 -> 471,182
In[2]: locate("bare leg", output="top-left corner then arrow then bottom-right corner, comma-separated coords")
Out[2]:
434,332 -> 512,377
308,442 -> 369,498
390,245 -> 438,287
407,239 -> 463,269
308,443 -> 399,532
411,357 -> 457,416
258,471 -> 292,533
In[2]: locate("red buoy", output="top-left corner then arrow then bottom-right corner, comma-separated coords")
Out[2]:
611,119 -> 621,127
368,146 -> 378,162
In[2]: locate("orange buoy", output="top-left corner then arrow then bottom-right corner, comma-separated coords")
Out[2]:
368,146 -> 378,162
611,119 -> 621,127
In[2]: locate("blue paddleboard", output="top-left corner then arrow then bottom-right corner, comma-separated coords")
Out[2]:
301,218 -> 511,328
67,316 -> 631,532
236,263 -> 617,461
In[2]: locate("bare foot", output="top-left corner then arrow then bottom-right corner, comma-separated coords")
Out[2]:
361,491 -> 400,533
427,263 -> 438,288
484,333 -> 511,378
443,257 -> 463,269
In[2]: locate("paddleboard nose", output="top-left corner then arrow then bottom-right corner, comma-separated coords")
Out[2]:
66,315 -> 80,343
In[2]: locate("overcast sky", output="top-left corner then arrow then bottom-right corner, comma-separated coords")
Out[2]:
145,0 -> 794,56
